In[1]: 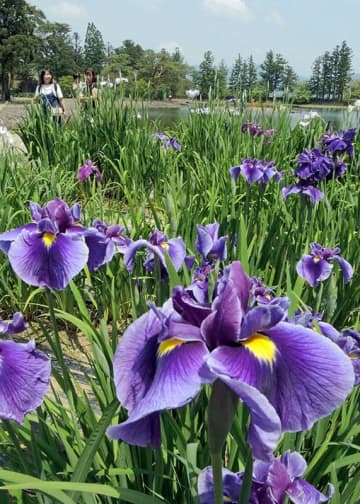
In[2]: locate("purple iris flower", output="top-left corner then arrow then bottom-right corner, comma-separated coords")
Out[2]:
230,159 -> 281,184
295,148 -> 335,183
84,219 -> 132,271
108,261 -> 354,460
296,242 -> 353,287
249,277 -> 274,305
198,450 -> 332,503
281,182 -> 324,204
241,120 -> 251,133
198,466 -> 243,504
195,223 -> 227,261
77,159 -> 103,182
0,198 -> 89,290
0,313 -> 50,423
153,132 -> 181,151
252,450 -> 332,503
322,128 -> 356,157
124,229 -> 186,276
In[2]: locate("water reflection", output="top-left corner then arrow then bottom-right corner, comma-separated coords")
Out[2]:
147,105 -> 359,130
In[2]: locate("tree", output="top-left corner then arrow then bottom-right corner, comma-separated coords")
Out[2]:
216,59 -> 228,98
34,22 -> 76,77
229,54 -> 244,97
260,50 -> 295,98
198,51 -> 216,98
72,32 -> 84,70
83,22 -> 106,74
245,55 -> 257,100
336,41 -> 352,101
0,0 -> 44,100
309,56 -> 322,100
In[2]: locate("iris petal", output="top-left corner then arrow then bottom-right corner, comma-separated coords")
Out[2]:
266,322 -> 354,431
8,230 -> 88,290
0,340 -> 50,423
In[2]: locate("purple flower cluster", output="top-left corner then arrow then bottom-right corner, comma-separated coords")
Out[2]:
153,132 -> 181,151
230,159 -> 281,184
198,451 -> 332,503
241,120 -> 275,140
77,159 -> 103,182
0,199 -> 132,290
0,313 -> 50,424
107,260 -> 354,461
322,127 -> 356,157
282,127 -> 356,204
296,242 -> 353,287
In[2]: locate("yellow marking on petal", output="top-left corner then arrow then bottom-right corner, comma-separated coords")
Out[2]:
224,497 -> 232,502
264,293 -> 272,300
158,338 -> 184,357
349,352 -> 359,360
42,232 -> 56,248
313,256 -> 321,263
160,241 -> 169,250
243,333 -> 276,363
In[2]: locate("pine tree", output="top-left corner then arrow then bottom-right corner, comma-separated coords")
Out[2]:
246,55 -> 257,99
83,22 -> 106,74
309,57 -> 322,100
198,50 -> 216,98
229,54 -> 243,96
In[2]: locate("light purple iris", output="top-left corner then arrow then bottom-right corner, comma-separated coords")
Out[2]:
281,183 -> 324,204
77,159 -> 103,182
198,450 -> 332,503
108,261 -> 354,460
322,128 -> 356,157
195,223 -> 227,261
0,198 -> 89,290
153,132 -> 181,151
124,229 -> 186,277
84,219 -> 132,271
0,312 -> 50,423
230,159 -> 281,184
296,242 -> 353,287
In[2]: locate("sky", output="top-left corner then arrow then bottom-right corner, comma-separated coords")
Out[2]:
30,0 -> 360,78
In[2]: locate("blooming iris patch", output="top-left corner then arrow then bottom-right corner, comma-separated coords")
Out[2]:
84,219 -> 132,271
77,159 -> 103,182
0,313 -> 50,423
230,159 -> 281,184
108,261 -> 354,460
0,198 -> 89,290
153,132 -> 181,151
124,229 -> 186,277
296,242 -> 353,287
198,451 -> 332,503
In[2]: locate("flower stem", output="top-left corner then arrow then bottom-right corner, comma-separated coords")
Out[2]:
211,452 -> 224,504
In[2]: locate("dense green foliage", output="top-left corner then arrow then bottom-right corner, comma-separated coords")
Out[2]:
0,97 -> 359,502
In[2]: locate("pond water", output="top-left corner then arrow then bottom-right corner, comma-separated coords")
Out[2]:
147,105 -> 360,130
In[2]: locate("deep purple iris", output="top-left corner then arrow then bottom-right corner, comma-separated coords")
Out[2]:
153,132 -> 181,151
107,261 -> 354,460
195,223 -> 227,261
322,128 -> 356,157
198,450 -> 332,503
295,148 -> 335,183
77,159 -> 103,182
0,198 -> 89,290
296,242 -> 353,287
0,312 -> 50,423
124,229 -> 186,276
84,219 -> 132,271
230,159 -> 281,184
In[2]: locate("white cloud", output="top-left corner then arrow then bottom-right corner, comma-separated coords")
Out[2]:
49,2 -> 84,19
269,10 -> 285,26
203,0 -> 250,17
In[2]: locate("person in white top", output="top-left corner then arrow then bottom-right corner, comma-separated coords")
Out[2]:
34,70 -> 66,120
